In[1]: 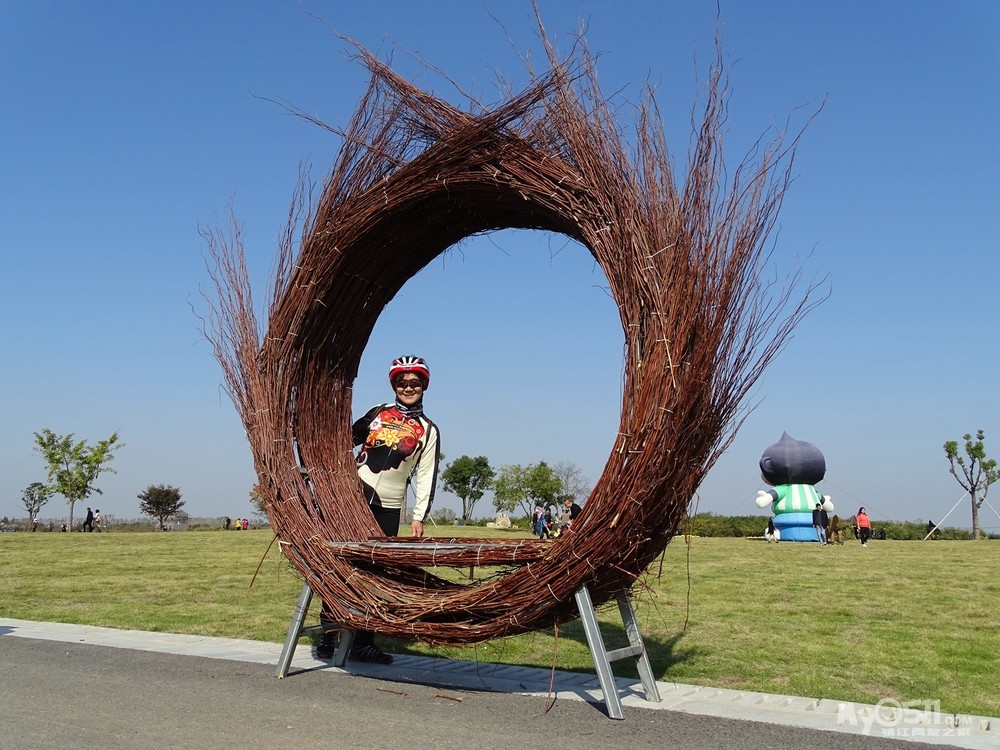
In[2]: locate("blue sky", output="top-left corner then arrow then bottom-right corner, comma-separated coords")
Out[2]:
2,1 -> 997,531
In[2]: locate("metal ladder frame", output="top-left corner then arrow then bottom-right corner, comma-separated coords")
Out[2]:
572,583 -> 661,719
275,580 -> 660,719
275,582 -> 354,677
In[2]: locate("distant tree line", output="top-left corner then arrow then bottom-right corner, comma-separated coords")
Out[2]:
19,427 -> 995,537
686,513 -> 987,540
439,456 -> 591,522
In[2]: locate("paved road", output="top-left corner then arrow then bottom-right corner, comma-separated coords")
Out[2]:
1,637 -> 968,750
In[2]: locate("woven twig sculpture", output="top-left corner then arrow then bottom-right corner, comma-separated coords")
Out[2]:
204,32 -> 820,644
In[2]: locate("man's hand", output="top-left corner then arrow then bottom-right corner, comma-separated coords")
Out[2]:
410,519 -> 424,538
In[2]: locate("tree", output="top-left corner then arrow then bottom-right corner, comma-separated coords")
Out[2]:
21,482 -> 53,520
493,464 -> 530,517
432,507 -> 457,524
494,461 -> 563,518
33,429 -> 122,531
440,455 -> 495,522
552,460 -> 591,503
249,483 -> 268,513
944,430 -> 999,540
525,461 -> 563,510
138,484 -> 185,530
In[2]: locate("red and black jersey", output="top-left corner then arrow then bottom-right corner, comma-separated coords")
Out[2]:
353,403 -> 440,523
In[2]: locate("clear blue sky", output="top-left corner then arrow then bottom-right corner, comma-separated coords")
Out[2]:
2,1 -> 998,531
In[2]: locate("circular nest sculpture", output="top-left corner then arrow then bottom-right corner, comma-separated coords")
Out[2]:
205,34 -> 818,644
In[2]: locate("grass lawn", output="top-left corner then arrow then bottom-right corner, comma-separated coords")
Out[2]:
2,529 -> 997,717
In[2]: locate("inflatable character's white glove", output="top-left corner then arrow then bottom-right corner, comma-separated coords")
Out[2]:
822,495 -> 834,512
755,490 -> 772,509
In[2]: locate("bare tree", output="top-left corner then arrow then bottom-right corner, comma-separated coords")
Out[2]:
552,461 -> 591,504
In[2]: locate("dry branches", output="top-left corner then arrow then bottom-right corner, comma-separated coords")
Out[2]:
204,31 -> 821,644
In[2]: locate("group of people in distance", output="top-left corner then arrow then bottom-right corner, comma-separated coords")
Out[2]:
224,517 -> 250,531
533,499 -> 582,539
81,506 -> 102,532
765,505 -> 876,546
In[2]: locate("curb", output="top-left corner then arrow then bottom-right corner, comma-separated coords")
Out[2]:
1,618 -> 994,749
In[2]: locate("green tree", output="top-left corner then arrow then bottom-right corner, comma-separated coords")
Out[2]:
493,461 -> 563,518
493,464 -> 529,517
138,484 -> 185,530
432,506 -> 457,524
33,429 -> 122,531
526,461 -> 563,509
944,430 -> 999,540
440,455 -> 495,522
21,482 -> 53,520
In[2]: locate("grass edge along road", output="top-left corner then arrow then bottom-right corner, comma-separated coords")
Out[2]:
2,530 -> 997,718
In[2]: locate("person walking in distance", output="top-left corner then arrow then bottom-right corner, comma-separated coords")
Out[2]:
765,516 -> 780,543
856,506 -> 872,547
812,501 -> 829,546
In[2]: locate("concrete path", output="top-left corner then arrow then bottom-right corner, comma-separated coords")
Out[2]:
1,618 -> 995,749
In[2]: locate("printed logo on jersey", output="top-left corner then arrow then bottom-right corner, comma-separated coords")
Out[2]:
357,407 -> 425,470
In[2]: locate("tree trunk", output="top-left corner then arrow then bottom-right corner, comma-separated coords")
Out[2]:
971,491 -> 981,540
68,501 -> 75,531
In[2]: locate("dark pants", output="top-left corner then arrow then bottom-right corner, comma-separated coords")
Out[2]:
860,527 -> 871,544
322,505 -> 401,647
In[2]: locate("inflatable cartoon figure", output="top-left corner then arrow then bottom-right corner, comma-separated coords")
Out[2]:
755,432 -> 833,542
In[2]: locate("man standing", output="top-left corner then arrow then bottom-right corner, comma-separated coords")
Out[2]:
82,507 -> 94,532
561,498 -> 582,528
812,502 -> 829,546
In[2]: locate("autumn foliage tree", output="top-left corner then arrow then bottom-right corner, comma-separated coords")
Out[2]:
138,484 -> 185,530
249,484 -> 269,524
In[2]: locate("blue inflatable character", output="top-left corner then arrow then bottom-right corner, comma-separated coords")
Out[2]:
755,432 -> 833,542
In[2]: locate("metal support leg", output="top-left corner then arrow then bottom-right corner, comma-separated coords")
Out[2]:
276,582 -> 313,678
276,582 -> 357,677
573,585 -> 661,719
332,628 -> 355,666
575,584 -> 625,719
615,590 -> 661,704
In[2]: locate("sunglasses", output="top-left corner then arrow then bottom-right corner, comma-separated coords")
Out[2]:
394,380 -> 424,390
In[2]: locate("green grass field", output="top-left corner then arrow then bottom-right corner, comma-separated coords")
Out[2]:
2,529 -> 997,717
